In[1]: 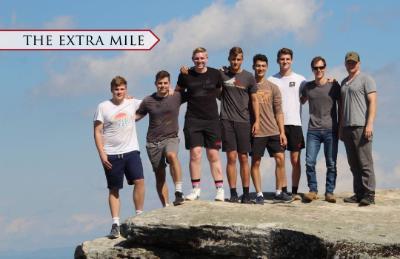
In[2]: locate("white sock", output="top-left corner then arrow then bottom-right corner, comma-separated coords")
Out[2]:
276,190 -> 282,195
257,192 -> 263,197
136,210 -> 143,215
175,182 -> 183,193
112,217 -> 120,226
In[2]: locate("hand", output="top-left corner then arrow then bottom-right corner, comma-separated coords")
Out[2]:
100,153 -> 112,170
252,122 -> 260,136
337,128 -> 343,142
327,77 -> 337,83
168,88 -> 175,96
125,95 -> 134,99
180,66 -> 189,75
280,133 -> 287,147
364,124 -> 373,141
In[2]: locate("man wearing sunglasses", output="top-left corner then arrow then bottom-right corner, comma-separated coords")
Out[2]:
340,51 -> 377,206
301,56 -> 341,203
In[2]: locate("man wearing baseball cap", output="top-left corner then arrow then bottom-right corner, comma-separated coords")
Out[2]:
340,51 -> 377,206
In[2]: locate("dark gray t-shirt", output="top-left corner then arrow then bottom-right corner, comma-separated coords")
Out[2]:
220,69 -> 257,123
341,72 -> 376,127
302,80 -> 341,130
136,92 -> 183,143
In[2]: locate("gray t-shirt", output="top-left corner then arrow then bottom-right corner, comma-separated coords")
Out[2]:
136,92 -> 183,143
341,73 -> 376,127
302,80 -> 341,130
220,69 -> 257,123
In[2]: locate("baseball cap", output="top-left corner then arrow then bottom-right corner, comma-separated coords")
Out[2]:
345,51 -> 360,62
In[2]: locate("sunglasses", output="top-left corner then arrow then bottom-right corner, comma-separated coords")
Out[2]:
312,66 -> 326,71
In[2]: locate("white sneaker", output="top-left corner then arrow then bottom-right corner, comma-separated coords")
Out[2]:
185,188 -> 200,201
215,188 -> 224,202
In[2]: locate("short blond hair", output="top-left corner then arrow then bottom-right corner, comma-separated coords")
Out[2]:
192,47 -> 207,58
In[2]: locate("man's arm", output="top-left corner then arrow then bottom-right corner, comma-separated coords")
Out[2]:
251,93 -> 260,136
365,92 -> 377,140
94,121 -> 112,170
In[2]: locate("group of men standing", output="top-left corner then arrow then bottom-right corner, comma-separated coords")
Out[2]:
94,47 -> 377,238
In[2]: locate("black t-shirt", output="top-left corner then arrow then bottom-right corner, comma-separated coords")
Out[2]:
177,67 -> 222,121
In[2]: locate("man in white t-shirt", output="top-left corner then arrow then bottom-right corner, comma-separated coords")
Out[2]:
94,76 -> 145,239
268,48 -> 306,201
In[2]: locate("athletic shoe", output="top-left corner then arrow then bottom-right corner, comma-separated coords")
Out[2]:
173,191 -> 185,206
255,195 -> 264,205
359,194 -> 375,206
343,194 -> 361,203
109,223 -> 120,239
303,192 -> 318,202
292,194 -> 302,201
325,193 -> 336,203
228,194 -> 239,203
214,188 -> 224,202
185,188 -> 200,201
241,194 -> 252,204
273,192 -> 292,203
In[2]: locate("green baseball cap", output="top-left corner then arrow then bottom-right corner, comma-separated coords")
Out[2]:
345,51 -> 360,62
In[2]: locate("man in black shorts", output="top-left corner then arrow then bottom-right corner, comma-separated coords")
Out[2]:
94,76 -> 145,239
136,70 -> 185,207
220,47 -> 260,203
268,48 -> 306,201
250,54 -> 290,204
175,47 -> 224,201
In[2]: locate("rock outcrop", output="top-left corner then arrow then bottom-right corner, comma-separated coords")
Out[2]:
75,189 -> 400,258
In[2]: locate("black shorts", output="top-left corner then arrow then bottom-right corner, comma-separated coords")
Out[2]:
285,125 -> 305,151
183,118 -> 221,150
221,119 -> 251,153
103,150 -> 144,189
251,135 -> 285,157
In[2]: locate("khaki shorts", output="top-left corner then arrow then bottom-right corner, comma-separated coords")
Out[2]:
146,137 -> 179,172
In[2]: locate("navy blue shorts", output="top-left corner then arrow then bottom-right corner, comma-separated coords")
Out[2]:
103,150 -> 144,189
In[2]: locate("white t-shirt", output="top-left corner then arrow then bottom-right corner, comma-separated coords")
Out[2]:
94,99 -> 142,155
268,72 -> 306,126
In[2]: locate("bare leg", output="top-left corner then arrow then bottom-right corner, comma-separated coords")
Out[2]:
206,148 -> 223,181
238,152 -> 250,188
189,147 -> 202,180
133,179 -> 145,211
166,152 -> 182,184
226,150 -> 238,188
250,156 -> 262,193
155,167 -> 169,206
290,151 -> 301,188
109,189 -> 120,218
274,152 -> 286,190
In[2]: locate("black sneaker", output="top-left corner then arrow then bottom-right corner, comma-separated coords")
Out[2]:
109,223 -> 120,239
343,194 -> 361,203
274,192 -> 292,203
359,194 -> 375,206
255,195 -> 264,205
228,195 -> 239,203
173,191 -> 185,206
241,194 -> 252,204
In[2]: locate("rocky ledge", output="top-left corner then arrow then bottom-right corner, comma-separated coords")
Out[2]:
75,189 -> 400,258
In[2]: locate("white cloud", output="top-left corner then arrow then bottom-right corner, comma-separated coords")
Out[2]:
33,0 -> 321,97
5,218 -> 36,234
59,213 -> 109,235
43,16 -> 76,29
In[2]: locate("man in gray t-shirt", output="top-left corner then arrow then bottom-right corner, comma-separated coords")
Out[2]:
301,56 -> 340,203
340,51 -> 377,206
221,47 -> 259,204
136,70 -> 185,207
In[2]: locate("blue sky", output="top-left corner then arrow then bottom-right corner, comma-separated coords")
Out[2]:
1,0 -> 400,257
